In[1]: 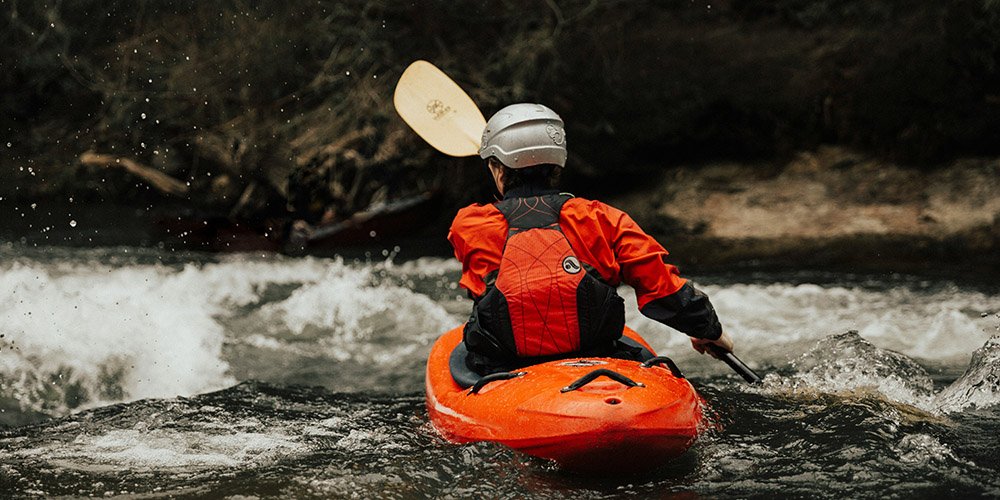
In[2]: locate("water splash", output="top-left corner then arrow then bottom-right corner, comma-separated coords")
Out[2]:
248,263 -> 453,363
0,254 -> 459,419
623,281 -> 999,370
935,336 -> 1000,413
763,331 -> 936,410
0,260 -> 235,416
0,383 -> 432,496
28,428 -> 306,470
894,434 -> 969,467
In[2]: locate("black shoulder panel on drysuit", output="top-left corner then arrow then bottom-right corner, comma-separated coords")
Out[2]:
495,193 -> 571,233
639,282 -> 723,340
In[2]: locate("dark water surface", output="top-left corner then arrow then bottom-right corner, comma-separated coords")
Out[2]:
1,245 -> 999,498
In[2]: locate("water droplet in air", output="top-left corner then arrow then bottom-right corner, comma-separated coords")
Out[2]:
69,220 -> 77,227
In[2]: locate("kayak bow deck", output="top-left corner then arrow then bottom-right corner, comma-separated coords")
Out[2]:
425,326 -> 704,473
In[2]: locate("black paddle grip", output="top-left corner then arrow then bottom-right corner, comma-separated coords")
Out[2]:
708,345 -> 762,384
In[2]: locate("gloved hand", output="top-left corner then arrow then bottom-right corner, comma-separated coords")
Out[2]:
690,330 -> 734,359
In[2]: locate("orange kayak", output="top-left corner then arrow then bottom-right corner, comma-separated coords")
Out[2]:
425,325 -> 704,473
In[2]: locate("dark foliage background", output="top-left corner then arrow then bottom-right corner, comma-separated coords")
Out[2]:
2,0 -> 999,219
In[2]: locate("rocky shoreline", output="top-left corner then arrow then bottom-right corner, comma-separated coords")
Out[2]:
610,147 -> 1000,276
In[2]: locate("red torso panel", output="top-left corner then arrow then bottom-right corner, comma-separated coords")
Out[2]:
448,195 -> 688,309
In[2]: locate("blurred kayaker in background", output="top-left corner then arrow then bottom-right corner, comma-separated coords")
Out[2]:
449,103 -> 735,375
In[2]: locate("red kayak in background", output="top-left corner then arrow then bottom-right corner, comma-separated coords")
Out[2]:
425,325 -> 704,473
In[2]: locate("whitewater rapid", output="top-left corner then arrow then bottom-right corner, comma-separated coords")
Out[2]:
1,246 -> 998,421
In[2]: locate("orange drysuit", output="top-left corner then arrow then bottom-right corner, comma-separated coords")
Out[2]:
449,187 -> 722,365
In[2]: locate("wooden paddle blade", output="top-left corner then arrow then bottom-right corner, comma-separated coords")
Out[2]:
393,60 -> 486,157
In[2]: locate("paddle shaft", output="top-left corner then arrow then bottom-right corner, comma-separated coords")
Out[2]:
708,345 -> 762,384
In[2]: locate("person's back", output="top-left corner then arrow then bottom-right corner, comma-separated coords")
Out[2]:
449,103 -> 733,374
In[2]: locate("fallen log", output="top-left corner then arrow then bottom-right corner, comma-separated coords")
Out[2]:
79,151 -> 189,196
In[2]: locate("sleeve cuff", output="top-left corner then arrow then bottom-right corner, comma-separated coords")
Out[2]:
639,282 -> 723,340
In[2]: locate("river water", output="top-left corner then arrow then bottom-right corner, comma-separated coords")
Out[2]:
1,244 -> 998,498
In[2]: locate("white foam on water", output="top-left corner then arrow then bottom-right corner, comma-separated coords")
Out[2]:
761,331 -> 939,410
0,260 -> 236,413
0,253 -> 457,415
624,281 -> 999,366
252,264 -> 455,363
335,428 -> 411,453
296,473 -> 407,499
696,441 -> 781,479
894,433 -> 970,467
15,426 -> 305,471
301,416 -> 346,437
392,256 -> 461,277
935,335 -> 1000,413
621,279 -> 1000,410
5,250 -> 996,416
216,258 -> 459,378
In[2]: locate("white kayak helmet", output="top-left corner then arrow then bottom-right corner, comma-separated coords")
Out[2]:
479,103 -> 567,168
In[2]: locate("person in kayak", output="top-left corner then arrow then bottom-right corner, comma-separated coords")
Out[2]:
449,103 -> 734,374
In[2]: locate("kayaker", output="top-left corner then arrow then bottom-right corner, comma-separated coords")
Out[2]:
449,103 -> 734,374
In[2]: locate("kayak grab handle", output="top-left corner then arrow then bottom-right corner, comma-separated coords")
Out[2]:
468,371 -> 526,395
561,369 -> 644,393
640,356 -> 685,379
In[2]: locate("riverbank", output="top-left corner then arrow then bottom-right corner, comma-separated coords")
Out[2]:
2,147 -> 997,279
5,1 -> 999,239
4,1 -> 999,276
610,147 -> 1000,275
